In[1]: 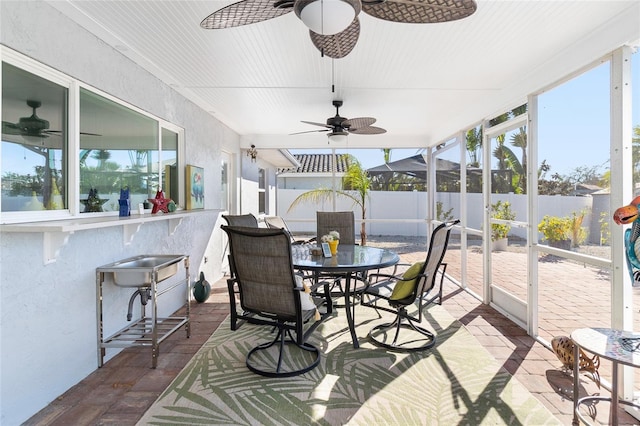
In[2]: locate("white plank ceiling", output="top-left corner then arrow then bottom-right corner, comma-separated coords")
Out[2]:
48,0 -> 640,149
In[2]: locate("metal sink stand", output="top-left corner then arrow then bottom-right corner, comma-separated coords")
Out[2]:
96,255 -> 190,368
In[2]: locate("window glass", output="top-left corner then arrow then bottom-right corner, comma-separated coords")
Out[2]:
258,168 -> 266,214
434,138 -> 460,221
79,88 -> 158,212
1,63 -> 68,212
536,62 -> 612,346
2,54 -> 183,222
537,63 -> 609,254
488,105 -> 528,196
465,125 -> 483,232
465,125 -> 483,196
221,156 -> 229,211
161,128 -> 179,206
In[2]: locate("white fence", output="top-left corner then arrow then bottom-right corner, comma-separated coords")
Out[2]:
276,189 -> 611,245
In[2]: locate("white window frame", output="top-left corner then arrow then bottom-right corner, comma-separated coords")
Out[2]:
1,46 -> 185,223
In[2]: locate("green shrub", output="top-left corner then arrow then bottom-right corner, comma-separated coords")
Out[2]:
538,210 -> 589,247
491,201 -> 515,241
538,215 -> 572,243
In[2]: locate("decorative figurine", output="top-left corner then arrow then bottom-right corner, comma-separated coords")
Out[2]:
148,189 -> 173,214
551,335 -> 600,387
613,195 -> 640,286
46,179 -> 64,210
23,191 -> 45,211
613,197 -> 640,353
193,272 -> 211,303
118,186 -> 131,217
80,187 -> 108,213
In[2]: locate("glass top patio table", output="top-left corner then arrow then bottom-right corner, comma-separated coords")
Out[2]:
291,244 -> 400,348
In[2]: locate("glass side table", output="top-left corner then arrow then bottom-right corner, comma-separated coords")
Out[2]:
571,328 -> 640,425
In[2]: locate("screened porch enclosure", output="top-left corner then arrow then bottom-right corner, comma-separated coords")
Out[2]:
276,45 -> 640,403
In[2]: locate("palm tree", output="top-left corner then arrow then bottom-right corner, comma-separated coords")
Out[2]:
489,104 -> 528,193
343,161 -> 371,245
92,149 -> 111,169
288,157 -> 371,245
510,127 -> 527,191
466,126 -> 482,167
381,148 -> 392,164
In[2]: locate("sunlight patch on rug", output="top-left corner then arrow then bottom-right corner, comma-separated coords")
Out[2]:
138,303 -> 558,425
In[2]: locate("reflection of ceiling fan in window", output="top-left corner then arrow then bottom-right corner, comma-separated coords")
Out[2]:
2,100 -> 101,145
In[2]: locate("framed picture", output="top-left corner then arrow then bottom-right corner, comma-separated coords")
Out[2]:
186,165 -> 204,210
321,242 -> 332,258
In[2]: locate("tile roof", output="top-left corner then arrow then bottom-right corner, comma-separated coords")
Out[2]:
279,154 -> 350,174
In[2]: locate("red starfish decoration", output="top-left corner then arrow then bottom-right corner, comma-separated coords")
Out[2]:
149,190 -> 172,214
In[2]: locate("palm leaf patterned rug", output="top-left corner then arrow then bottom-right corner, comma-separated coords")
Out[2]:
138,302 -> 558,425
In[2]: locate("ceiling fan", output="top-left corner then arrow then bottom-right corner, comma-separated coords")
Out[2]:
2,100 -> 101,142
200,0 -> 477,59
292,100 -> 386,140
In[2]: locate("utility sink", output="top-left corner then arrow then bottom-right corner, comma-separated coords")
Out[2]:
97,255 -> 186,287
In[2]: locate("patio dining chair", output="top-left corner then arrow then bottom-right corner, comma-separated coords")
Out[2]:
221,225 -> 333,377
316,211 -> 356,245
222,213 -> 259,227
361,219 -> 459,351
264,215 -> 315,245
222,213 -> 259,278
313,211 -> 364,301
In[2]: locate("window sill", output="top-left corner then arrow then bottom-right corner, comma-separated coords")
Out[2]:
1,209 -> 218,264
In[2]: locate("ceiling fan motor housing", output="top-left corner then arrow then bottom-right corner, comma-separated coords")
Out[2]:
19,100 -> 49,135
327,100 -> 349,130
293,99 -> 385,136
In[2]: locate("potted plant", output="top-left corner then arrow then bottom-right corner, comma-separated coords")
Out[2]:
321,230 -> 340,255
538,214 -> 572,250
491,201 -> 515,251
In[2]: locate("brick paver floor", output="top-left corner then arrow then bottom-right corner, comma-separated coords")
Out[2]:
25,242 -> 640,425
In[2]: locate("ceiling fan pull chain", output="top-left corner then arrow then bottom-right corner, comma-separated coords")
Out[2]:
331,58 -> 335,93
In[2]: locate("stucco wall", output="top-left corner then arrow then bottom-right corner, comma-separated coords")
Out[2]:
0,2 -> 239,424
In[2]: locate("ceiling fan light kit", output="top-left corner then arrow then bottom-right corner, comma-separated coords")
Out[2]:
294,0 -> 360,35
201,0 -> 477,59
328,132 -> 348,143
247,144 -> 258,162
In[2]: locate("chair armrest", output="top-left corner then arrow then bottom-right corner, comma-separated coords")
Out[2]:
367,272 -> 404,284
363,272 -> 427,298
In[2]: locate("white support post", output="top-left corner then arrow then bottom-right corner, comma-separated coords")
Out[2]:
610,45 -> 635,408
